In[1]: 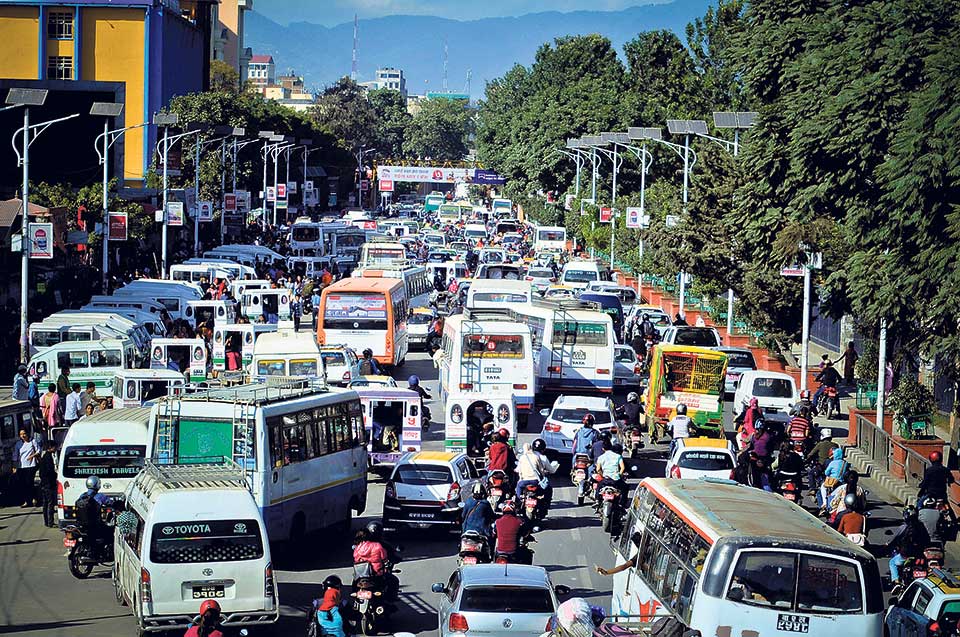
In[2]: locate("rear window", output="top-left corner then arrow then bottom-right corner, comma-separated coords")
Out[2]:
528,269 -> 554,278
673,328 -> 719,347
463,334 -> 524,358
725,352 -> 757,368
615,348 -> 636,363
394,464 -> 452,485
321,352 -> 346,365
472,292 -> 529,304
550,408 -> 612,425
460,586 -> 553,613
409,313 -> 435,325
289,359 -> 318,376
563,270 -> 598,283
257,360 -> 286,376
551,322 -> 608,346
150,519 -> 264,564
752,378 -> 793,398
62,445 -> 146,479
678,450 -> 733,471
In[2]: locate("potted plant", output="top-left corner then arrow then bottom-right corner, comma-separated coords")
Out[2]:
887,377 -> 936,439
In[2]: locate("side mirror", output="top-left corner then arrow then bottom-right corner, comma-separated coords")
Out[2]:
884,529 -> 894,536
554,584 -> 571,596
431,583 -> 446,594
539,409 -> 550,417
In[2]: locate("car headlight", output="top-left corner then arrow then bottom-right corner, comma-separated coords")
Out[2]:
451,404 -> 463,424
497,405 -> 510,423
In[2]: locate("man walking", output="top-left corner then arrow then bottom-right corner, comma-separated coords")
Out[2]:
64,383 -> 83,426
13,429 -> 40,507
37,440 -> 58,527
292,293 -> 303,332
12,364 -> 29,400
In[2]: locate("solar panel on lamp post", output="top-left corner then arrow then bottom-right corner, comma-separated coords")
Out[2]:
91,102 -> 125,290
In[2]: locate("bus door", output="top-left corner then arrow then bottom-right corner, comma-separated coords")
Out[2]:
150,339 -> 207,382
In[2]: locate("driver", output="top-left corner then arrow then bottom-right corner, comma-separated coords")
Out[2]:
74,476 -> 117,545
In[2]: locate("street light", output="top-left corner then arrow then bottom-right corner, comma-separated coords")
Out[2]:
191,125 -> 233,256
154,112 -> 201,277
8,88 -> 78,362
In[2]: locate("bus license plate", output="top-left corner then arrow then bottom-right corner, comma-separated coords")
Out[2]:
193,585 -> 225,599
776,614 -> 809,633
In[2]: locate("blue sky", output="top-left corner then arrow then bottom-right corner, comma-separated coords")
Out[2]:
254,0 -> 663,26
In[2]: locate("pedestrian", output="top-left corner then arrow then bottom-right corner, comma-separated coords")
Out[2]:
37,439 -> 58,527
885,361 -> 894,394
836,342 -> 858,386
12,363 -> 29,400
56,363 -> 71,401
64,383 -> 83,426
311,287 -> 321,330
79,382 -> 98,414
292,294 -> 302,332
13,429 -> 40,507
41,383 -> 60,430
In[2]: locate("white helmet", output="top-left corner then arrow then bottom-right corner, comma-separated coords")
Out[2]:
820,428 -> 833,440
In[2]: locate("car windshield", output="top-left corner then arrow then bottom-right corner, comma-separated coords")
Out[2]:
460,586 -> 554,613
150,519 -> 264,564
726,551 -> 862,613
394,464 -> 453,485
725,352 -> 757,368
752,378 -> 793,398
564,270 -> 598,283
550,408 -> 612,425
673,328 -> 719,347
409,313 -> 435,325
678,450 -> 733,471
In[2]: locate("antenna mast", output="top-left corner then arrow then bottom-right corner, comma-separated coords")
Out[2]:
351,14 -> 358,81
442,39 -> 449,93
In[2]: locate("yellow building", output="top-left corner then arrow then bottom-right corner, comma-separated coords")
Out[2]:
0,0 -> 214,186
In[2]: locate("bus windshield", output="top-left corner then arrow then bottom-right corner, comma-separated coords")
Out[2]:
538,230 -> 565,241
324,293 -> 389,330
292,227 -> 320,242
563,270 -> 598,283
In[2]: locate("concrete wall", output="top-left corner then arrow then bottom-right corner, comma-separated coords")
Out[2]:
0,6 -> 40,79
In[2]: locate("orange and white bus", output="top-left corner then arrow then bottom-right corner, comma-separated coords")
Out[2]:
317,278 -> 409,369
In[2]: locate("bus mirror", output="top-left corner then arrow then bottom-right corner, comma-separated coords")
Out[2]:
553,585 -> 571,596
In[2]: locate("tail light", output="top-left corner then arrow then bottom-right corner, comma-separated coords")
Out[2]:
342,371 -> 351,381
547,366 -> 561,373
634,365 -> 641,375
729,470 -> 736,480
550,277 -> 557,283
447,481 -> 461,502
449,613 -> 469,632
57,481 -> 64,509
385,482 -> 396,500
140,567 -> 153,604
459,383 -> 473,390
525,276 -> 533,281
544,423 -> 560,432
670,465 -> 682,479
597,368 -> 610,375
927,621 -> 940,636
265,562 -> 276,598
545,615 -> 558,632
513,384 -> 527,390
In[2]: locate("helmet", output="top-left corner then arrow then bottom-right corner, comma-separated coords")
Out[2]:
627,392 -> 639,403
843,493 -> 860,511
754,419 -> 765,432
676,404 -> 687,416
642,313 -> 649,321
582,413 -> 596,427
820,428 -> 833,440
322,575 -> 342,590
929,451 -> 943,464
363,348 -> 373,357
365,520 -> 384,541
800,389 -> 811,400
199,599 -> 221,617
85,476 -> 102,492
501,499 -> 517,513
531,438 -> 546,453
903,505 -> 918,522
497,427 -> 509,440
408,375 -> 420,387
472,482 -> 487,498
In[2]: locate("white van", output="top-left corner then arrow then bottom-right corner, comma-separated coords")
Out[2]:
115,280 -> 203,321
169,263 -> 234,284
86,295 -> 168,318
51,311 -> 155,362
56,407 -> 150,528
79,306 -> 168,339
205,245 -> 283,268
115,460 -> 278,633
229,279 -> 272,299
463,223 -> 488,242
28,317 -> 126,355
212,323 -> 277,372
183,258 -> 256,281
112,369 -> 185,409
560,260 -> 611,290
29,338 -> 137,393
466,279 -> 533,309
186,300 -> 236,329
241,288 -> 291,322
149,338 -> 208,383
250,330 -> 325,382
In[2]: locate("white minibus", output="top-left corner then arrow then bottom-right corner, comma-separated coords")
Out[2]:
149,338 -> 208,383
115,460 -> 278,633
359,241 -> 407,268
465,279 -> 533,309
560,259 -> 612,290
115,280 -> 203,321
229,278 -> 272,299
147,383 -> 368,543
213,323 -> 277,373
51,310 -> 155,361
354,264 -> 431,308
610,477 -> 882,636
169,263 -> 234,284
29,338 -> 137,393
56,407 -> 150,528
183,258 -> 256,280
534,225 -> 567,253
250,330 -> 324,382
437,203 -> 462,225
463,223 -> 487,242
112,369 -> 185,408
241,288 -> 291,322
186,299 -> 236,328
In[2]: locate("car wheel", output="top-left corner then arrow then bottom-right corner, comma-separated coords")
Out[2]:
113,563 -> 126,606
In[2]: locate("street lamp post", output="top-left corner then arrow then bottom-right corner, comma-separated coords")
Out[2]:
7,88 -> 78,362
271,138 -> 294,225
258,131 -> 279,229
154,113 -> 201,278
625,128 -> 661,299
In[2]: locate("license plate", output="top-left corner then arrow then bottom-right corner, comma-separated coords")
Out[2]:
765,407 -> 779,414
63,538 -> 76,548
490,488 -> 502,496
193,585 -> 225,599
776,614 -> 809,633
603,493 -> 617,501
526,497 -> 537,507
463,556 -> 478,565
914,569 -> 928,578
574,470 -> 586,479
614,378 -> 625,385
358,590 -> 373,600
409,512 -> 435,519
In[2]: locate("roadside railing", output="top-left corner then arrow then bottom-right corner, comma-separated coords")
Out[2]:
853,413 -> 929,490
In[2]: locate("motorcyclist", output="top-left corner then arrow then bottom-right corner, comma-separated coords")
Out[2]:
74,476 -> 116,546
886,505 -> 932,587
745,419 -> 774,464
352,521 -> 399,598
593,438 -> 628,508
787,406 -> 813,450
493,498 -> 534,564
359,348 -> 381,376
572,414 -> 600,458
805,427 -> 838,495
771,440 -> 805,483
639,313 -> 657,340
813,362 -> 841,415
184,600 -> 224,637
791,389 -> 814,416
462,482 -> 496,544
835,493 -> 867,546
918,451 -> 955,502
312,575 -> 347,637
407,375 -> 432,426
515,439 -> 555,513
666,403 -> 694,457
734,397 -> 763,450
487,428 -> 517,475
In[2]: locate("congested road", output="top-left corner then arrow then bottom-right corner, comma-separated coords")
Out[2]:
0,349 -> 922,636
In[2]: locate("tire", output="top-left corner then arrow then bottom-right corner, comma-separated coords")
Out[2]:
601,502 -> 613,533
68,545 -> 94,579
361,614 -> 376,636
113,563 -> 127,606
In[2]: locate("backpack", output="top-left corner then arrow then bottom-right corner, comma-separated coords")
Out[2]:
359,359 -> 374,376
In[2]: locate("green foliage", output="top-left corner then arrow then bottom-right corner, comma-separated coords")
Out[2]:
29,179 -> 150,245
403,98 -> 473,161
310,77 -> 378,150
367,88 -> 412,157
888,376 -> 936,418
209,59 -> 241,93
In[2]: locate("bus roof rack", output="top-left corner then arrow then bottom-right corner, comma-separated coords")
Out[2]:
173,379 -> 328,405
530,297 -> 601,312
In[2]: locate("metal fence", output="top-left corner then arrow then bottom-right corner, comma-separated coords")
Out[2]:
853,414 -> 930,490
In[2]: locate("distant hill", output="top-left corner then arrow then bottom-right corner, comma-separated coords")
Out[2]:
245,0 -> 713,99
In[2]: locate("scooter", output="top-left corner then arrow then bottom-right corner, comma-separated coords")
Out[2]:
625,426 -> 644,458
597,483 -> 623,535
521,483 -> 547,523
494,533 -> 537,565
458,531 -> 491,566
776,471 -> 804,505
816,385 -> 841,419
571,454 -> 592,506
486,470 -> 510,513
351,562 -> 398,636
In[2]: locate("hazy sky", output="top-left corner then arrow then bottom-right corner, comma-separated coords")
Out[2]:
254,0 -> 660,26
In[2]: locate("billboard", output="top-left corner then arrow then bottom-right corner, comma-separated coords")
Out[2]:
197,201 -> 213,222
108,212 -> 128,241
223,193 -> 237,212
166,202 -> 184,226
379,179 -> 394,192
377,165 -> 475,183
599,207 -> 613,223
29,223 -> 53,259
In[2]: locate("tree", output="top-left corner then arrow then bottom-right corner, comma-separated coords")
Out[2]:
403,98 -> 472,160
209,59 -> 240,93
310,77 -> 378,150
368,88 -> 411,158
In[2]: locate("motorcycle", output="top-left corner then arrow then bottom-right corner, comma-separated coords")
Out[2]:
597,483 -> 623,535
494,533 -> 537,565
521,483 -> 546,522
816,385 -> 841,419
458,531 -> 491,566
64,524 -> 114,579
486,470 -> 510,513
626,426 -> 644,458
351,562 -> 398,636
571,454 -> 593,506
421,404 -> 432,431
776,472 -> 804,505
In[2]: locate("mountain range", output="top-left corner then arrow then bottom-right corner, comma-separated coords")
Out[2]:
244,0 -> 714,100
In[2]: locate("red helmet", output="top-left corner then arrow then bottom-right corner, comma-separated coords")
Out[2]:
498,428 -> 509,439
929,451 -> 943,464
199,599 -> 221,617
800,389 -> 811,400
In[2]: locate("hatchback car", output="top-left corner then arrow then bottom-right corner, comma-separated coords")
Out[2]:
383,451 -> 480,534
717,347 -> 757,395
525,267 -> 557,293
539,395 -> 617,458
432,564 -> 568,637
733,370 -> 798,426
665,437 -> 737,480
319,345 -> 361,386
886,570 -> 960,637
614,345 -> 643,389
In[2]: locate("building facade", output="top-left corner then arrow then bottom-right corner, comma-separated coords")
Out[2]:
247,54 -> 274,90
211,0 -> 251,82
375,67 -> 406,98
0,0 -> 214,187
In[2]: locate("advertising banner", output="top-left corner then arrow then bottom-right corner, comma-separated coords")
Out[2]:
599,207 -> 613,223
223,193 -> 237,212
108,211 -> 128,241
304,180 -> 314,192
379,179 -> 394,192
266,186 -> 276,202
235,190 -> 250,213
473,169 -> 506,185
198,201 -> 213,222
166,202 -> 184,226
377,165 -> 475,183
286,181 -> 297,195
276,183 -> 287,200
29,223 -> 54,259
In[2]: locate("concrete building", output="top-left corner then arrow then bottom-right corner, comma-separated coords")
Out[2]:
212,0 -> 252,83
376,67 -> 406,98
0,0 -> 215,188
247,53 -> 274,90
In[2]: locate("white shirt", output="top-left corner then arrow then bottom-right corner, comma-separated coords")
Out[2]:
517,451 -> 553,481
15,438 -> 39,468
64,391 -> 83,421
668,415 -> 692,439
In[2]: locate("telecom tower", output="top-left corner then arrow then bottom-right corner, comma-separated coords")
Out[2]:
442,39 -> 449,93
351,14 -> 358,81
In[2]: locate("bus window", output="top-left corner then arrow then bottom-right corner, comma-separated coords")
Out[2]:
324,293 -> 388,329
257,360 -> 286,376
91,349 -> 122,367
289,359 -> 318,376
726,552 -> 796,609
58,351 -> 88,368
551,322 -> 607,346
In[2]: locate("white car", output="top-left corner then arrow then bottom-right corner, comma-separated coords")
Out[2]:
665,437 -> 737,479
660,326 -> 722,348
733,370 -> 798,425
524,266 -> 557,293
627,305 -> 672,337
319,345 -> 362,386
539,395 -> 616,458
614,345 -> 642,389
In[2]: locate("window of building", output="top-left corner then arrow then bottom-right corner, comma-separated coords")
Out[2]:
47,11 -> 73,40
47,56 -> 73,80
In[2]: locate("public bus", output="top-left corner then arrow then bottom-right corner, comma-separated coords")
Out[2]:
492,198 -> 513,218
438,203 -> 462,225
424,193 -> 445,213
534,226 -> 567,253
148,382 -> 368,543
354,264 -> 431,308
504,299 -> 616,395
610,478 -> 882,636
317,278 -> 408,369
359,242 -> 407,268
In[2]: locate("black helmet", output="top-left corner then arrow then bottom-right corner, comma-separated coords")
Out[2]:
903,505 -> 918,523
843,493 -> 860,512
365,520 -> 384,540
363,348 -> 373,357
676,404 -> 687,416
322,575 -> 342,590
642,313 -> 649,321
531,438 -> 546,453
472,482 -> 487,499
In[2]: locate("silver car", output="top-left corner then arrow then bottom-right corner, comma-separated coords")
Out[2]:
614,344 -> 643,389
432,564 -> 568,637
717,347 -> 757,395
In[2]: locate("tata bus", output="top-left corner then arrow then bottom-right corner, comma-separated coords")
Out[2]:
318,278 -> 408,369
534,226 -> 567,253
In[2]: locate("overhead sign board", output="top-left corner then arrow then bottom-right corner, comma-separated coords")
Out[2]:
377,165 -> 475,183
780,265 -> 805,277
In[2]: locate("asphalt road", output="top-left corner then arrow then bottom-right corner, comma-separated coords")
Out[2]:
0,350 -> 928,636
